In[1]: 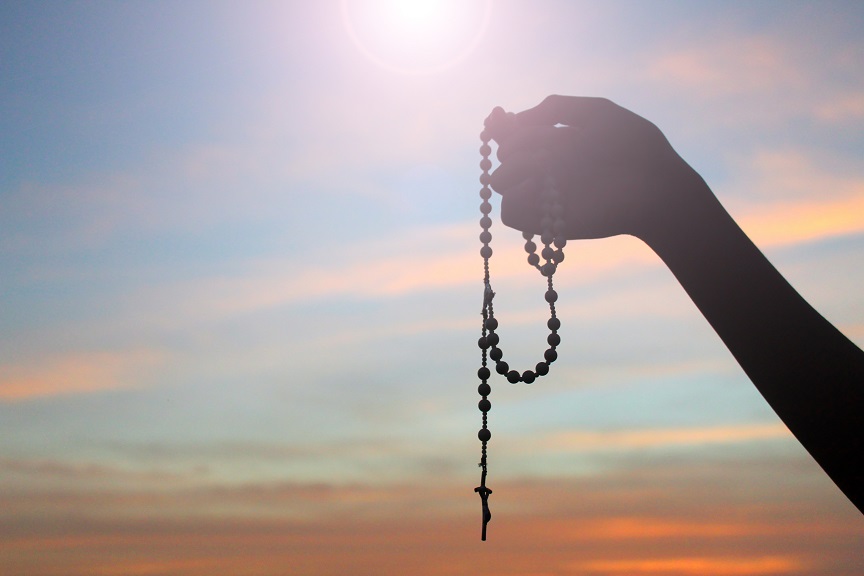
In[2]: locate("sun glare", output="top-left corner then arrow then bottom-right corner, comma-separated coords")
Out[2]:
341,0 -> 492,74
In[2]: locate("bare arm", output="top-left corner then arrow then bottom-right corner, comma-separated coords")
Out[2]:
486,95 -> 864,513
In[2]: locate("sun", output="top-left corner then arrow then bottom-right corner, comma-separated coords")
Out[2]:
341,0 -> 493,75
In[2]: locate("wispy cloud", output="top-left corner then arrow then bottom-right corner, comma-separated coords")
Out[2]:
571,555 -> 804,575
0,349 -> 164,401
529,422 -> 791,454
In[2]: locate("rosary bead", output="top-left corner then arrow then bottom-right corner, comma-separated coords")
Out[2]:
480,158 -> 492,171
485,317 -> 498,331
547,333 -> 561,347
480,129 -> 490,142
480,201 -> 492,214
495,360 -> 509,374
480,186 -> 492,200
527,253 -> 540,266
489,347 -> 503,361
478,336 -> 489,349
547,317 -> 561,331
480,173 -> 491,186
478,428 -> 491,442
478,382 -> 491,396
541,262 -> 556,277
480,143 -> 492,156
523,240 -> 537,253
506,370 -> 521,383
535,361 -> 549,376
479,230 -> 492,244
554,237 -> 567,248
480,215 -> 492,229
522,230 -> 534,240
541,246 -> 554,260
522,370 -> 536,384
545,289 -> 558,303
480,245 -> 493,258
478,367 -> 491,380
544,348 -> 558,363
541,232 -> 554,245
553,249 -> 565,263
486,332 -> 499,347
479,398 -> 492,412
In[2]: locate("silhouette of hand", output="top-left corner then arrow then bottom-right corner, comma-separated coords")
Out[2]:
485,95 -> 704,241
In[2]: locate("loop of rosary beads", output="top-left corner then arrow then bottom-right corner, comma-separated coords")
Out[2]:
477,166 -> 565,385
475,108 -> 568,541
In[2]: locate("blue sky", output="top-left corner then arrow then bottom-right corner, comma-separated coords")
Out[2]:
2,1 -> 863,574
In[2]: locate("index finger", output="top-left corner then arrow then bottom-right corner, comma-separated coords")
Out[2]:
514,95 -> 618,128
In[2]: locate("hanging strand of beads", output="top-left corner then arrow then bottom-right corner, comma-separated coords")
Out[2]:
475,107 -> 567,541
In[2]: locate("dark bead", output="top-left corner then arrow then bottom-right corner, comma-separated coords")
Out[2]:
480,130 -> 490,142
480,186 -> 492,200
480,201 -> 492,214
478,398 -> 491,412
485,317 -> 498,331
506,370 -> 521,383
478,367 -> 491,380
536,361 -> 549,376
547,317 -> 561,331
547,333 -> 561,347
522,370 -> 536,384
478,428 -> 491,442
541,263 -> 556,277
480,173 -> 491,185
554,237 -> 567,249
480,158 -> 492,171
544,348 -> 558,363
553,249 -> 565,263
495,360 -> 509,374
480,143 -> 492,156
479,230 -> 492,244
523,241 -> 536,253
478,336 -> 489,349
480,216 -> 492,229
545,289 -> 558,303
541,232 -> 553,244
480,245 -> 492,258
541,246 -> 554,260
478,382 -> 491,396
522,230 -> 534,240
489,347 -> 503,361
486,332 -> 499,347
527,253 -> 540,266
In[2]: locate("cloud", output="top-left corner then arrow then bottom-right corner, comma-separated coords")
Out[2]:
645,36 -> 803,99
570,555 -> 804,575
0,349 -> 164,401
530,422 -> 791,454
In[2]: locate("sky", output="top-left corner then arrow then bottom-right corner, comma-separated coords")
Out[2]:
1,0 -> 863,574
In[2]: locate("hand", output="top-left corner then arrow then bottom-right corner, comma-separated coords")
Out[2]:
485,95 -> 705,241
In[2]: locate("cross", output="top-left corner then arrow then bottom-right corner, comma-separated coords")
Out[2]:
474,468 -> 492,541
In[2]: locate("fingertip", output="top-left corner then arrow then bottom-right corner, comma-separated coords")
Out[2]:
484,106 -> 516,142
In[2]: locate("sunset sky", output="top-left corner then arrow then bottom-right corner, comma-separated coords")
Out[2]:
2,1 -> 863,574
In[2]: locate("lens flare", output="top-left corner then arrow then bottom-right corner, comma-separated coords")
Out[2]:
341,0 -> 493,75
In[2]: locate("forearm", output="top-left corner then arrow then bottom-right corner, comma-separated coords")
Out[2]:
642,175 -> 864,513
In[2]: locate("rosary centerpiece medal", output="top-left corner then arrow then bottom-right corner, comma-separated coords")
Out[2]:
475,107 -> 567,541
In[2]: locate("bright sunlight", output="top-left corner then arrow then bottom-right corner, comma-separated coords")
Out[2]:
341,0 -> 492,74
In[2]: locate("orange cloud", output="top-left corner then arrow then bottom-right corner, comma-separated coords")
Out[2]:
0,349 -> 163,401
524,422 -> 791,454
572,555 -> 803,575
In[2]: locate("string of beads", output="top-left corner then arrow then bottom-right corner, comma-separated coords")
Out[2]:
475,108 -> 567,540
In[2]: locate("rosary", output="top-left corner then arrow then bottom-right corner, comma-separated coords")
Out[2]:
475,107 -> 566,541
